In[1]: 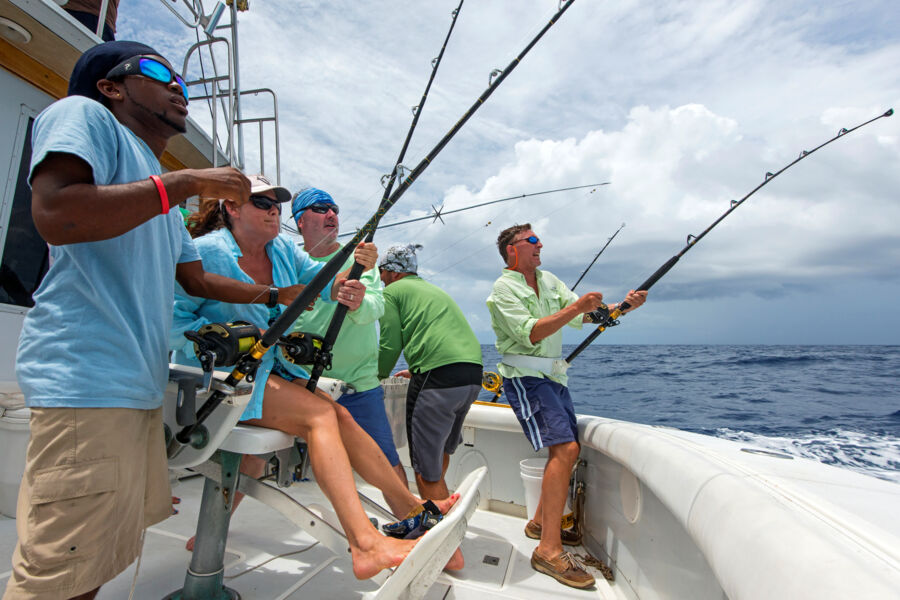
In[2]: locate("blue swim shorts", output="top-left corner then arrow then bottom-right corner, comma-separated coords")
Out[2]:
502,376 -> 578,451
338,386 -> 401,467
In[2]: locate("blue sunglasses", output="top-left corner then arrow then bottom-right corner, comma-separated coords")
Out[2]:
106,56 -> 189,103
513,235 -> 540,245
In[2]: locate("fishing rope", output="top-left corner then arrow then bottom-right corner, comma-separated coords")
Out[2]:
565,108 -> 895,364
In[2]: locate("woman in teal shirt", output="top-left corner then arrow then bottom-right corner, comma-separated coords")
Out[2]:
171,176 -> 455,579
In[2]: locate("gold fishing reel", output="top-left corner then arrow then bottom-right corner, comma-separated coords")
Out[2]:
482,371 -> 502,394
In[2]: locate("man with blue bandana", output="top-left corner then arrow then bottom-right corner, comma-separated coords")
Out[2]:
288,188 -> 406,485
6,41 -> 307,599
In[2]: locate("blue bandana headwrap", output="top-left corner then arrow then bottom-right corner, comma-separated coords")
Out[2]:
379,244 -> 423,274
68,40 -> 160,103
291,188 -> 336,222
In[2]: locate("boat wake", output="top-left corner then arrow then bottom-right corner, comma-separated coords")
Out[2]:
714,427 -> 900,484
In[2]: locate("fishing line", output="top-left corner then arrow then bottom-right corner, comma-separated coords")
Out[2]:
339,183 -> 608,238
570,222 -> 625,291
565,108 -> 894,364
168,0 -> 580,451
429,185 -> 590,277
304,0 -> 468,392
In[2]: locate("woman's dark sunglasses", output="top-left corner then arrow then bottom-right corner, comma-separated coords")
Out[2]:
307,203 -> 339,215
249,195 -> 282,213
513,235 -> 540,245
106,56 -> 189,103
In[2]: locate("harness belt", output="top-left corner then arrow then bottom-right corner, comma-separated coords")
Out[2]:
501,354 -> 570,377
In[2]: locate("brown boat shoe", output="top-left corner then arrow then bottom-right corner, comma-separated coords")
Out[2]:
524,520 -> 582,546
531,549 -> 596,589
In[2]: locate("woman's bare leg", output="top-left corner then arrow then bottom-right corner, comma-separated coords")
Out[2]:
330,401 -> 457,517
242,375 -> 417,579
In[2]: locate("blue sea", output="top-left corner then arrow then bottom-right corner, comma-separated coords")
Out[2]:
470,344 -> 900,483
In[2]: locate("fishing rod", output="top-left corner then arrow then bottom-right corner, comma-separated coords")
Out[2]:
570,222 -> 625,291
303,0 -> 466,393
169,0 -> 579,453
336,183 -> 609,238
564,108 -> 894,364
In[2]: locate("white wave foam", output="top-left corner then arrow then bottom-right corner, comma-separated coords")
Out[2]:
713,428 -> 900,484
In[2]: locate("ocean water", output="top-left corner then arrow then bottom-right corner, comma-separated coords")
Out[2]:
470,344 -> 900,483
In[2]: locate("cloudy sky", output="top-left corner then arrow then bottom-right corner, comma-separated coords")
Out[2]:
120,0 -> 900,345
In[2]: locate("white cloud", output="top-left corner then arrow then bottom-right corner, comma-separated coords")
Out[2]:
118,0 -> 900,342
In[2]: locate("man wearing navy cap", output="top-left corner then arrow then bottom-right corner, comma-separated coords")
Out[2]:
5,41 -> 307,599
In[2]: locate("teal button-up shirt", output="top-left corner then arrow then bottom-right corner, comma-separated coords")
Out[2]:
170,229 -> 334,421
486,268 -> 582,385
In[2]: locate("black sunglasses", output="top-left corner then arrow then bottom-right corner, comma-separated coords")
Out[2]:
249,195 -> 282,213
105,55 -> 189,103
306,203 -> 339,215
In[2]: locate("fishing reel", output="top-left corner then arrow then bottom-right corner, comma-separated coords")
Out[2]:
482,371 -> 502,394
279,331 -> 332,371
183,321 -> 262,377
587,303 -> 619,327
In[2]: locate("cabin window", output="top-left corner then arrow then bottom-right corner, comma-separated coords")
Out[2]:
0,117 -> 49,308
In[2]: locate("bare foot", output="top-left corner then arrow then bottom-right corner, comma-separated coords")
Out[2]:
185,536 -> 196,551
444,547 -> 464,571
351,535 -> 418,580
432,493 -> 459,515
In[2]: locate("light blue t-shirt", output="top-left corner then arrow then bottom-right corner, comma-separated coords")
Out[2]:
169,229 -> 334,421
16,96 -> 200,410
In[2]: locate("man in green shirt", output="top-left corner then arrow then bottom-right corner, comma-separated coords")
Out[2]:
378,244 -> 483,504
289,188 -> 405,484
486,223 -> 647,589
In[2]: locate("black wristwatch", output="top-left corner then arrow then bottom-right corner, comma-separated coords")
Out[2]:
265,286 -> 279,308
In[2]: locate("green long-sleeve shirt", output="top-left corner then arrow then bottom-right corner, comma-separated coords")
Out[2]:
289,249 -> 383,392
486,268 -> 582,385
378,275 -> 482,378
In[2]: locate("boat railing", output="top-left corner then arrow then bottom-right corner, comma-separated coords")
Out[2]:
158,0 -> 282,182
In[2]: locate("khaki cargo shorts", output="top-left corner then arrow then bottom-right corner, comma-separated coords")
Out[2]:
3,407 -> 172,600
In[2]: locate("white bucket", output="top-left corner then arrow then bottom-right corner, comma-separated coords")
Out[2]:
520,458 -> 547,519
0,392 -> 30,518
381,377 -> 409,449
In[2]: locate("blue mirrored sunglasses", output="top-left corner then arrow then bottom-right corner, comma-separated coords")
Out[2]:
106,56 -> 189,103
513,235 -> 540,245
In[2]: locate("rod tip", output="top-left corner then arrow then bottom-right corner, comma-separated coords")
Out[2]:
885,108 -> 894,117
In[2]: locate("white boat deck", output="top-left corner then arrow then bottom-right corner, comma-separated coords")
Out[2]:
0,472 -> 618,599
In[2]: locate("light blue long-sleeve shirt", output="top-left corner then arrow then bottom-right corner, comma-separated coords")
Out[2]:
170,229 -> 334,420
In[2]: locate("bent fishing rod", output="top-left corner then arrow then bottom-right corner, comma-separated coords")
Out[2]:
302,0 -> 578,392
302,0 -> 466,393
170,0 -> 579,453
336,183 -> 609,237
565,108 -> 894,365
570,222 -> 625,291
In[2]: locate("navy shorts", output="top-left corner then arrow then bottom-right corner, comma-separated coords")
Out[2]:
338,386 -> 401,467
502,376 -> 578,451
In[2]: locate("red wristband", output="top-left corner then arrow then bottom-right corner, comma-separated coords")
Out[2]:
150,175 -> 169,215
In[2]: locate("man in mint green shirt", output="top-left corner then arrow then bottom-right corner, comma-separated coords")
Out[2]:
486,223 -> 647,589
289,188 -> 404,483
378,244 -> 482,504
